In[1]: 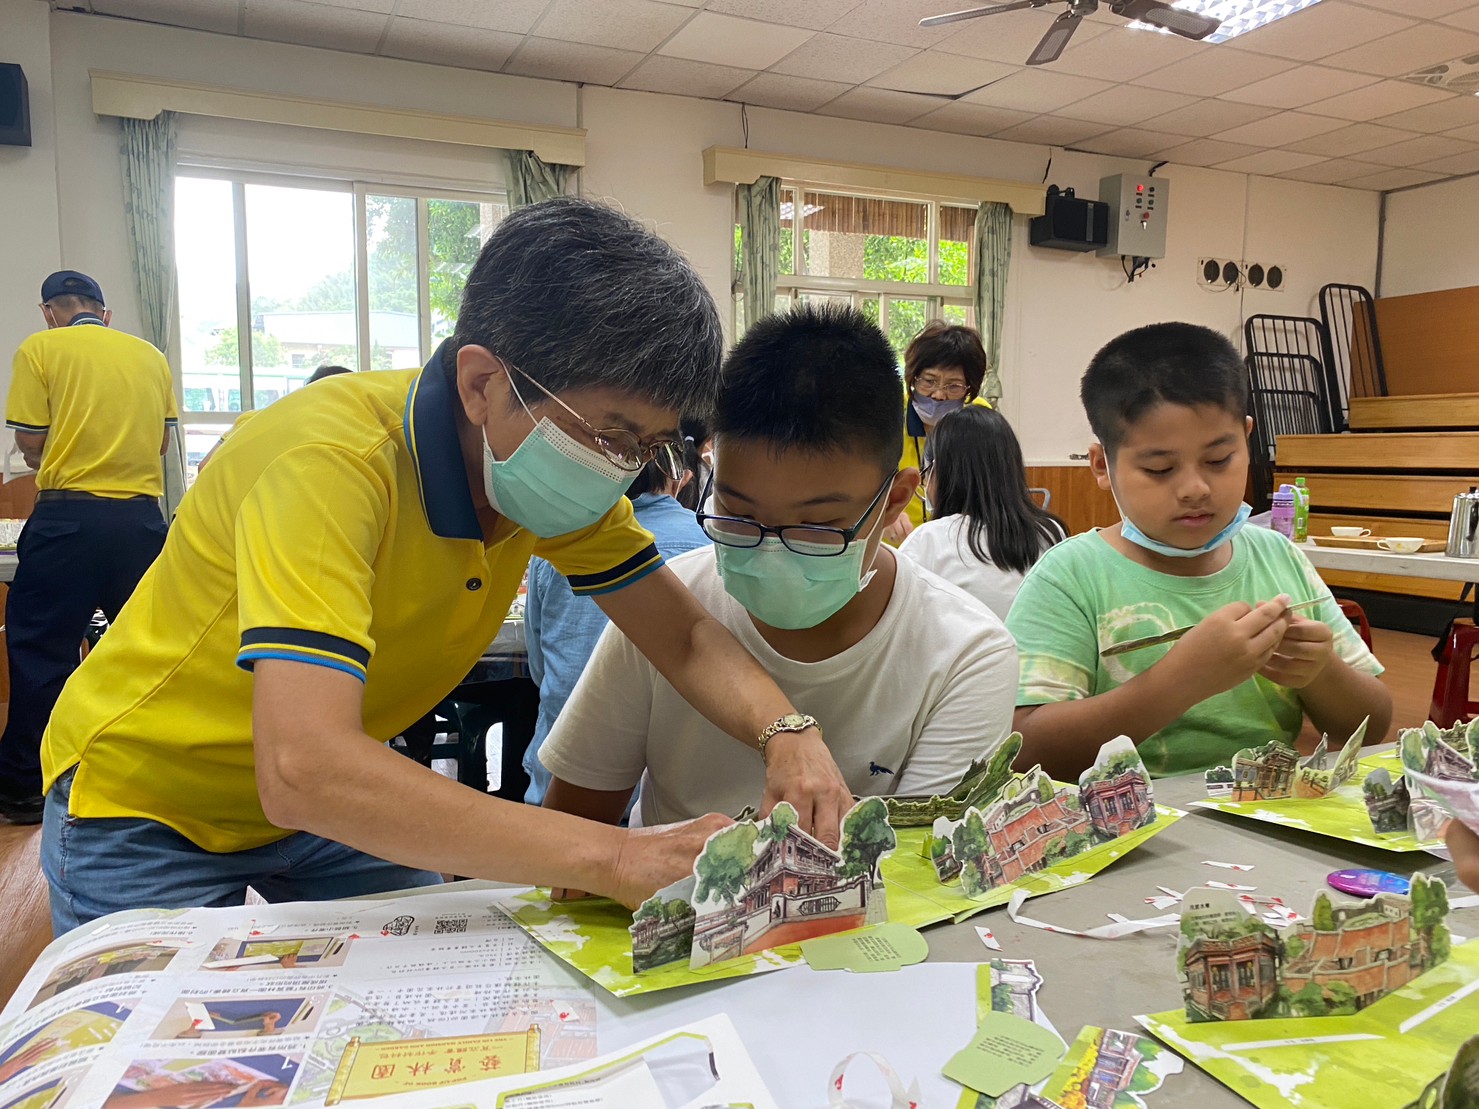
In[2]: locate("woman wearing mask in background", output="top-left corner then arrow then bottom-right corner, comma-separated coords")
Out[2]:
899,406 -> 1066,621
884,321 -> 990,545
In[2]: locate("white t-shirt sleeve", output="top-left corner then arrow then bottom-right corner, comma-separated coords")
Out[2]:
537,621 -> 655,793
893,615 -> 1020,797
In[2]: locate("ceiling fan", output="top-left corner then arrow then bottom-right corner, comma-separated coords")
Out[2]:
920,0 -> 1222,67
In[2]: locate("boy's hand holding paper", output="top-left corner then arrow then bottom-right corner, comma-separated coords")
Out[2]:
1257,615 -> 1334,690
1166,597 -> 1293,698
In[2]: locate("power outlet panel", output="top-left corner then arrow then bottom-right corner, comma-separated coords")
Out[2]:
1098,174 -> 1168,260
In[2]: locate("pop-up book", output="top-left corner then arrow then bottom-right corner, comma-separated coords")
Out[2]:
928,736 -> 1156,900
628,797 -> 897,974
1397,719 -> 1479,840
1176,874 -> 1451,1023
882,738 -> 1022,827
1203,719 -> 1367,802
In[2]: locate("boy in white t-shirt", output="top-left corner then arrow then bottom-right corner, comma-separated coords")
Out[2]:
538,304 -> 1019,828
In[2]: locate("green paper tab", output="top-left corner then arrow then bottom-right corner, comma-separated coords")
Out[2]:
943,1011 -> 1065,1098
800,923 -> 928,973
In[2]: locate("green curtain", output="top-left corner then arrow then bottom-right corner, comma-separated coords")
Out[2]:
503,150 -> 573,208
736,176 -> 781,333
119,111 -> 184,517
973,201 -> 1013,406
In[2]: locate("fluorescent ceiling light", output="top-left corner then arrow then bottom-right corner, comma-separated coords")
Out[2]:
1403,53 -> 1479,97
1130,0 -> 1324,44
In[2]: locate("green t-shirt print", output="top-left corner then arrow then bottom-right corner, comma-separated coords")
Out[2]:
1005,525 -> 1382,777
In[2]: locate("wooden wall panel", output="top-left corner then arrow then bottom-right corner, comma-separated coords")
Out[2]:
1272,471 -> 1479,515
1025,466 -> 1118,535
1348,394 -> 1479,431
1374,286 -> 1479,397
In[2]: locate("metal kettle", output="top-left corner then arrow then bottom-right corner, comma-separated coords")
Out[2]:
1447,487 -> 1479,558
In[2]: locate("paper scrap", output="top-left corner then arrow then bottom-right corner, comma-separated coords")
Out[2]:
1007,889 -> 1179,939
801,923 -> 928,974
1144,896 -> 1182,912
827,1053 -> 921,1109
1205,880 -> 1257,891
1451,893 -> 1479,910
1203,861 -> 1255,871
942,1010 -> 1065,1097
975,926 -> 1002,952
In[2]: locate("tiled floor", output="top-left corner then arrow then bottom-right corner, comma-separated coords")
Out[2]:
0,626 -> 1453,1006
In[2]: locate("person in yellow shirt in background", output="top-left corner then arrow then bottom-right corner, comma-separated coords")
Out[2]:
884,320 -> 992,545
0,271 -> 176,824
38,198 -> 854,934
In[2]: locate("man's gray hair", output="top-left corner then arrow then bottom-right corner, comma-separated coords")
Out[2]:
448,197 -> 723,419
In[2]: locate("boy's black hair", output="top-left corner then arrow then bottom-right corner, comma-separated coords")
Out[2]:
713,303 -> 902,474
1081,322 -> 1248,455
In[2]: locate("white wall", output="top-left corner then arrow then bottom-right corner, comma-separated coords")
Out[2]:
6,11 -> 1382,463
0,0 -> 62,364
1380,176 -> 1479,297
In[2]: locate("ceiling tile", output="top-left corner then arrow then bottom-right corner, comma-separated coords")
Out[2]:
1347,0 -> 1470,16
285,0 -> 393,11
1223,3 -> 1413,62
1077,127 -> 1182,158
1131,47 -> 1295,96
828,0 -> 966,48
503,37 -> 646,84
1156,137 -> 1266,167
91,0 -> 240,33
1212,149 -> 1328,175
1326,23 -> 1479,76
1303,79 -> 1456,121
1340,166 -> 1448,190
1214,110 -> 1348,147
937,10 -> 1111,66
380,17 -> 522,69
1442,7 -> 1479,33
1275,157 -> 1391,185
1357,134 -> 1478,166
725,73 -> 852,112
989,114 -> 1117,145
618,55 -> 756,97
1419,147 -> 1479,176
1379,97 -> 1479,134
242,0 -> 388,51
1445,120 -> 1479,143
960,68 -> 1116,113
1050,23 -> 1204,82
771,33 -> 916,84
394,0 -> 548,34
1283,122 -> 1422,156
912,102 -> 1037,137
1218,65 -> 1377,109
1141,99 -> 1277,135
1051,84 -> 1198,127
658,12 -> 813,69
707,0 -> 859,31
867,51 -> 1016,97
813,86 -> 945,125
534,0 -> 692,52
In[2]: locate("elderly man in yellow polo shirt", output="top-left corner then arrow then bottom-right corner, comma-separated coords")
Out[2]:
37,198 -> 854,934
0,271 -> 176,824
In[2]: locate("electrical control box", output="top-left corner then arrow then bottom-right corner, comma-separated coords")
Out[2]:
1098,174 -> 1168,260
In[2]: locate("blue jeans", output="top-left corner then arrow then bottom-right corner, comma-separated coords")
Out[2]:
42,768 -> 441,936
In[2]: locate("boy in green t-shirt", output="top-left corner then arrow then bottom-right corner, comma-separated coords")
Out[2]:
1008,322 -> 1390,779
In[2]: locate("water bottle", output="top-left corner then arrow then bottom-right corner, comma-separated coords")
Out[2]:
1293,477 -> 1310,543
1271,485 -> 1296,540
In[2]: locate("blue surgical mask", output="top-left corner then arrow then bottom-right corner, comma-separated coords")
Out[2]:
482,418 -> 633,540
715,515 -> 884,630
1118,500 -> 1253,559
912,396 -> 964,425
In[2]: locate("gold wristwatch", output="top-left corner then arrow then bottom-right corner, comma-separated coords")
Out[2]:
756,713 -> 820,765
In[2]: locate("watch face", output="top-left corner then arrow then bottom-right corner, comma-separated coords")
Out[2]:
782,714 -> 809,729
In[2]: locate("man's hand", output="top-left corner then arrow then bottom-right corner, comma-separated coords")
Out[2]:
759,729 -> 852,850
607,813 -> 732,910
883,513 -> 915,546
1164,598 -> 1293,700
1258,617 -> 1334,689
1447,820 -> 1479,893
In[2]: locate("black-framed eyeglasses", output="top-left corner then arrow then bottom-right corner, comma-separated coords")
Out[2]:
912,378 -> 969,401
696,473 -> 894,557
502,359 -> 685,480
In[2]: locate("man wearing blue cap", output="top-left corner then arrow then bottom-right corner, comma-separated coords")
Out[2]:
0,271 -> 178,823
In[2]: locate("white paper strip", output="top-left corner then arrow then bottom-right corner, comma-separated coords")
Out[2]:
827,1052 -> 922,1109
1203,861 -> 1255,871
1205,881 -> 1258,891
1222,1033 -> 1385,1052
975,926 -> 1002,951
1007,889 -> 1179,940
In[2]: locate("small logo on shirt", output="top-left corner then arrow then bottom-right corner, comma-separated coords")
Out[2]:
869,761 -> 894,777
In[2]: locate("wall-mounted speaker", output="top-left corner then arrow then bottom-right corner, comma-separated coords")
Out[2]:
0,64 -> 32,148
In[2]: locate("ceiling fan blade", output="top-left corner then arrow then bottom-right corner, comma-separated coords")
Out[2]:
920,0 -> 1043,28
1112,0 -> 1221,39
1026,10 -> 1083,66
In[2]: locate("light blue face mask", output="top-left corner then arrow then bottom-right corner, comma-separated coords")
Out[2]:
1118,500 -> 1253,559
912,396 -> 964,425
481,373 -> 634,539
715,509 -> 886,631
